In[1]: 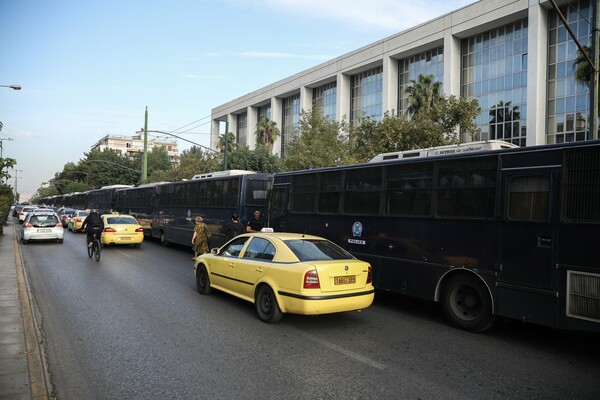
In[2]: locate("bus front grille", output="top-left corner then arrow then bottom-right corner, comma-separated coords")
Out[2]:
567,271 -> 600,323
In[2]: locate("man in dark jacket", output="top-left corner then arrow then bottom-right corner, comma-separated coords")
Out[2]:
81,210 -> 104,248
221,213 -> 245,242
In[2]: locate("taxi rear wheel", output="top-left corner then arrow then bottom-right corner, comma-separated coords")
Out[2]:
256,285 -> 282,323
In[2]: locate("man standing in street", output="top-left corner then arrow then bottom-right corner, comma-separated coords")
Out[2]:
221,213 -> 244,242
246,210 -> 264,233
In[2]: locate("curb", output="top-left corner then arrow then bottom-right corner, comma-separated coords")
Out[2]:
13,222 -> 52,399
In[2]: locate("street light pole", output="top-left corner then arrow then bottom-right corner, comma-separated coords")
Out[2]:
0,84 -> 21,90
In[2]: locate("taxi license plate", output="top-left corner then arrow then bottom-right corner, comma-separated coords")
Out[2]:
37,228 -> 51,232
334,275 -> 356,285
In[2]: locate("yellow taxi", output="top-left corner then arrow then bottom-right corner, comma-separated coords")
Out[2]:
194,232 -> 374,322
100,213 -> 144,247
67,210 -> 89,232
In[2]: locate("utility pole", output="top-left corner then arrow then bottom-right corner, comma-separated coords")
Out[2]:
142,106 -> 149,181
592,0 -> 600,139
223,121 -> 228,171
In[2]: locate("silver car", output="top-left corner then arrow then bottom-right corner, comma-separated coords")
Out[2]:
20,211 -> 64,244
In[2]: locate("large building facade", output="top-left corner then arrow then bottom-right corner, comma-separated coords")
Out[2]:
211,0 -> 596,155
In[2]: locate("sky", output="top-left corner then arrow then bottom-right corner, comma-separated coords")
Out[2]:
0,0 -> 475,200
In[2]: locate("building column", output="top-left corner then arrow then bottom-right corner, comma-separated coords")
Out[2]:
382,55 -> 399,114
301,86 -> 313,113
443,24 -> 462,98
210,119 -> 221,149
526,2 -> 548,146
337,72 -> 351,122
247,106 -> 258,150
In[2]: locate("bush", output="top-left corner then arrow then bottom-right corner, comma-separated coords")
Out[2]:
0,184 -> 15,232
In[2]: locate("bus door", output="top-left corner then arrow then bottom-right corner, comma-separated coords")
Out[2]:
269,184 -> 288,231
498,166 -> 560,326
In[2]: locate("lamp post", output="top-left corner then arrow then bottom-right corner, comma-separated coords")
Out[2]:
0,84 -> 21,90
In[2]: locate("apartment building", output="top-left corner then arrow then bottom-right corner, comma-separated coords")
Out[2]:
91,134 -> 179,164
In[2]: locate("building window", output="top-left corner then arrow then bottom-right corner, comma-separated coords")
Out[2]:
237,112 -> 247,146
462,20 -> 528,147
258,104 -> 271,122
547,0 -> 592,144
313,82 -> 337,120
398,47 -> 444,115
350,66 -> 383,126
282,93 -> 300,156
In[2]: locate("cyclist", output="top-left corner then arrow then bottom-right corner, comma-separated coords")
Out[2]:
81,209 -> 104,248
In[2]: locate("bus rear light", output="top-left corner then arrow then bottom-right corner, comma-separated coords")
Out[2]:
303,269 -> 320,289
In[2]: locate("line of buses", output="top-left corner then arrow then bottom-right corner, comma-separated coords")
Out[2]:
40,140 -> 600,333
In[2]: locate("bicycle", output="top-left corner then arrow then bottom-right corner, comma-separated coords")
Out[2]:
87,232 -> 102,262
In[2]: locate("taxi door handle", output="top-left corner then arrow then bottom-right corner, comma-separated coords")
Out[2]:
256,267 -> 263,273
229,263 -> 235,268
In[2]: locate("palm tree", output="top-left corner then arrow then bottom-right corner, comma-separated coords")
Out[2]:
405,74 -> 442,116
573,45 -> 593,88
217,132 -> 236,154
255,118 -> 281,154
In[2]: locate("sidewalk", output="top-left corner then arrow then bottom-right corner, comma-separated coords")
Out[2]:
0,218 -> 50,400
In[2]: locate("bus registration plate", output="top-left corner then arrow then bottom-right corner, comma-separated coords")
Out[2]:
335,275 -> 356,285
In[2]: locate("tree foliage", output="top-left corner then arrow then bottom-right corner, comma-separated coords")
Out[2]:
574,45 -> 592,88
148,146 -> 219,182
227,145 -> 282,173
283,107 -> 356,171
255,118 -> 281,154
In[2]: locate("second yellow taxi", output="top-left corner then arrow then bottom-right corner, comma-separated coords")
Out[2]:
100,213 -> 144,247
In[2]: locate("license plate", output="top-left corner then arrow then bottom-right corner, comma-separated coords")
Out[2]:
37,229 -> 51,232
334,275 -> 356,285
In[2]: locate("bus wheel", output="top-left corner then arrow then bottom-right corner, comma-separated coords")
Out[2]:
160,232 -> 168,247
441,274 -> 495,333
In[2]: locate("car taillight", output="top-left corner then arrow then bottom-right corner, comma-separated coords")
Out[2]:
55,221 -> 62,227
24,222 -> 33,228
76,218 -> 82,222
366,265 -> 372,285
135,227 -> 144,232
303,269 -> 320,289
104,227 -> 116,232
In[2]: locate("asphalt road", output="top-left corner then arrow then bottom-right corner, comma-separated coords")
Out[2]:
20,229 -> 600,400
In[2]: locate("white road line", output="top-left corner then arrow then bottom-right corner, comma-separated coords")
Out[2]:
298,331 -> 386,370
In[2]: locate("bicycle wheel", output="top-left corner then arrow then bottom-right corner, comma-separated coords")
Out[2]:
94,239 -> 101,262
87,240 -> 93,258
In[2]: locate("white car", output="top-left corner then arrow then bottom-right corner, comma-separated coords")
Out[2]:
20,210 -> 64,244
18,206 -> 37,224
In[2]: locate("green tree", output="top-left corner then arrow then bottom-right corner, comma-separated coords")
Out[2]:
255,118 -> 281,154
283,107 -> 355,171
574,44 -> 592,87
148,146 -> 219,182
82,148 -> 140,187
217,132 -> 236,154
406,74 -> 443,116
227,145 -> 282,173
0,157 -> 16,182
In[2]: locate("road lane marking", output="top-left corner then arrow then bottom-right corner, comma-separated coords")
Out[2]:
297,330 -> 386,370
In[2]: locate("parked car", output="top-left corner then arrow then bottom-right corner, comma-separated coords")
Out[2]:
100,213 -> 144,247
57,208 -> 76,228
68,210 -> 89,232
20,210 -> 64,244
18,206 -> 37,224
194,232 -> 375,323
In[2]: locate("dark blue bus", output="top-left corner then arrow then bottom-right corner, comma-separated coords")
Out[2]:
269,140 -> 600,332
115,171 -> 272,248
